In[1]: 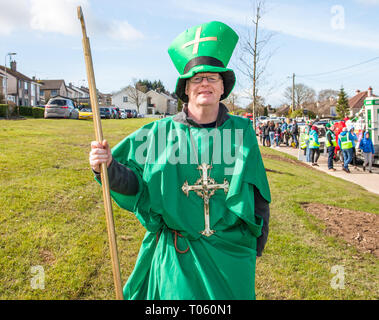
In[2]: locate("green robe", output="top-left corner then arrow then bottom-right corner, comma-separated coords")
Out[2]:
97,115 -> 271,300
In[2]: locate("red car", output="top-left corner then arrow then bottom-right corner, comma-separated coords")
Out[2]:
125,109 -> 133,118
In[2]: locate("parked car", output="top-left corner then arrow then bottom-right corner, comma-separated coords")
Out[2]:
131,110 -> 138,118
78,107 -> 93,120
120,109 -> 127,119
44,98 -> 79,119
125,109 -> 133,118
100,107 -> 111,119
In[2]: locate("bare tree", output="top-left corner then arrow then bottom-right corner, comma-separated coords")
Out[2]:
222,92 -> 239,113
246,94 -> 266,115
283,83 -> 316,109
318,89 -> 339,102
123,79 -> 147,114
236,0 -> 276,130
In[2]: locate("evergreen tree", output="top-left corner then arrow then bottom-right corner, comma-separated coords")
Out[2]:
136,79 -> 168,94
336,87 -> 350,119
177,99 -> 183,112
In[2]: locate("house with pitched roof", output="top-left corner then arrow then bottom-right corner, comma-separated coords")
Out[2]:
112,86 -> 148,114
146,90 -> 177,114
0,71 -> 5,99
0,61 -> 42,106
349,87 -> 377,116
66,83 -> 90,105
39,79 -> 68,103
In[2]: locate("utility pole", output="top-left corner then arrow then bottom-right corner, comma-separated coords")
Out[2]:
291,73 -> 295,113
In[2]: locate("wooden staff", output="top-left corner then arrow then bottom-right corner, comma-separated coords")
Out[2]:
77,6 -> 123,300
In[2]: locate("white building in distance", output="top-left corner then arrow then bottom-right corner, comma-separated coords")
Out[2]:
112,86 -> 148,114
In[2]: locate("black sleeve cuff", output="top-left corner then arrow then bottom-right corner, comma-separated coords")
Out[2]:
254,186 -> 270,257
93,159 -> 139,195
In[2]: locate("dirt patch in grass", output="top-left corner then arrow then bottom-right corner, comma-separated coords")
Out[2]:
39,249 -> 56,265
262,153 -> 316,170
301,203 -> 379,258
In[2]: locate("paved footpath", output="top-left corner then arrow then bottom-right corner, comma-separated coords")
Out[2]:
265,144 -> 379,196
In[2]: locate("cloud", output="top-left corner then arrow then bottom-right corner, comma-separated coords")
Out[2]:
0,0 -> 30,35
108,20 -> 145,42
0,0 -> 145,43
30,0 -> 89,35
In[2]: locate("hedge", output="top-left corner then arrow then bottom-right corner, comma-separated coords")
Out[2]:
19,106 -> 34,117
0,105 -> 44,118
0,104 -> 8,117
32,107 -> 45,118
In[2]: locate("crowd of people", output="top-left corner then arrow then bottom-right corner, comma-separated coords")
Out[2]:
257,118 -> 375,174
257,118 -> 299,149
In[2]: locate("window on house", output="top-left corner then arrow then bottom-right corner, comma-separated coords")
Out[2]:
51,90 -> 58,96
40,89 -> 44,96
123,96 -> 128,103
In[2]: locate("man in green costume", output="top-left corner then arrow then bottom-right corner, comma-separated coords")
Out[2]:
89,21 -> 271,300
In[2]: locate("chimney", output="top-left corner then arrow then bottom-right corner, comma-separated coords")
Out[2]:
368,87 -> 373,97
10,61 -> 16,71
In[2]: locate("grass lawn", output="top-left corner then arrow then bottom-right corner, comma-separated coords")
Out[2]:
0,118 -> 378,300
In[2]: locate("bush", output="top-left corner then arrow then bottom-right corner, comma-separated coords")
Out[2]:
289,109 -> 316,119
32,107 -> 45,118
19,106 -> 34,117
0,104 -> 9,117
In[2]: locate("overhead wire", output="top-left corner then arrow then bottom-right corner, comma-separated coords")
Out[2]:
296,56 -> 379,78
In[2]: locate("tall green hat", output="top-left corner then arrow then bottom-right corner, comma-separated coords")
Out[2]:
168,21 -> 239,102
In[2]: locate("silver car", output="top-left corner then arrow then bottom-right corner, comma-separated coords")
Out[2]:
44,98 -> 79,119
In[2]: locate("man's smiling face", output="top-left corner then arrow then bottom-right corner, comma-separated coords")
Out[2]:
185,72 -> 224,107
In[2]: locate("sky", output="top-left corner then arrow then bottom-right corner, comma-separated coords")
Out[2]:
1,0 -> 379,108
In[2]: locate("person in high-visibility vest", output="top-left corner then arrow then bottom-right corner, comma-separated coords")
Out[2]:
325,123 -> 337,171
309,125 -> 320,166
338,127 -> 354,173
305,120 -> 313,162
299,127 -> 309,157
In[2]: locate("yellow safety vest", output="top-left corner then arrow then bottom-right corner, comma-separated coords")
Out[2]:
326,130 -> 337,147
340,133 -> 353,150
300,133 -> 309,149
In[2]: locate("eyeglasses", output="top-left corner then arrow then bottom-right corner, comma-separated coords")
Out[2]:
189,75 -> 221,84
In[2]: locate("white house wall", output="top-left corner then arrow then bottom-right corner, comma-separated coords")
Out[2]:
112,88 -> 148,114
